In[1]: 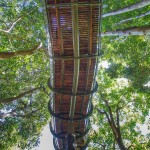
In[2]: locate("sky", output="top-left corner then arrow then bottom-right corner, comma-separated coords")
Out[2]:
34,124 -> 54,150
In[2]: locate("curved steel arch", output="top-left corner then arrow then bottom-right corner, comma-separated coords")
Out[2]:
47,78 -> 98,96
49,122 -> 90,140
48,100 -> 93,121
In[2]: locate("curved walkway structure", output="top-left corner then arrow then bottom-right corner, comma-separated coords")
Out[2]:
45,0 -> 102,149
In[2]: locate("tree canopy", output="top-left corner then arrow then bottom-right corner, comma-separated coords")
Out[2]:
89,0 -> 150,149
0,0 -> 50,149
0,0 -> 150,150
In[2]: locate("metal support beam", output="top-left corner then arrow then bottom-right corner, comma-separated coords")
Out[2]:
48,54 -> 102,60
46,2 -> 102,8
69,0 -> 80,121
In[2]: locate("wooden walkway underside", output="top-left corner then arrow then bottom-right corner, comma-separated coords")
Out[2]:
45,0 -> 102,149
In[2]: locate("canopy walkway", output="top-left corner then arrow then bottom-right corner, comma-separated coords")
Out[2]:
45,0 -> 102,149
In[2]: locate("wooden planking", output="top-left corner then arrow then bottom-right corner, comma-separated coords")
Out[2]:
46,0 -> 101,149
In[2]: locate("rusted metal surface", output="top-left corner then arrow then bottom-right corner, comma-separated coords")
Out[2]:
45,0 -> 102,149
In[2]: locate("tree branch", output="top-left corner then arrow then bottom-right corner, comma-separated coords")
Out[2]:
0,112 -> 16,118
95,107 -> 112,127
7,108 -> 40,118
103,100 -> 116,126
92,141 -> 106,149
0,87 -> 41,104
116,107 -> 120,128
0,42 -> 42,59
0,4 -> 12,7
41,85 -> 50,96
101,26 -> 150,36
116,106 -> 121,136
26,108 -> 40,117
115,11 -> 150,25
0,17 -> 22,33
0,106 -> 25,118
95,108 -> 106,115
103,100 -> 119,138
103,0 -> 150,18
0,8 -> 36,34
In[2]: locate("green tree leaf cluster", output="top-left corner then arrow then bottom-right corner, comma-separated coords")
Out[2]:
89,0 -> 150,149
0,0 -> 50,149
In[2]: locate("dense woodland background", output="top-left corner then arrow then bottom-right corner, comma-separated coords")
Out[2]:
0,0 -> 150,150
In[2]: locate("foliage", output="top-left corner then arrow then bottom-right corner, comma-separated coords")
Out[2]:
0,91 -> 49,150
89,0 -> 150,149
102,0 -> 150,32
0,0 -> 50,149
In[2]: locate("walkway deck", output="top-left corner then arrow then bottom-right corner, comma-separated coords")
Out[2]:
45,0 -> 102,149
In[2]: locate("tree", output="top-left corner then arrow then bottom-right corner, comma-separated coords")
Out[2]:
0,0 -> 48,59
0,91 -> 50,150
101,26 -> 150,36
95,99 -> 126,150
89,0 -> 150,149
0,0 -> 50,149
89,72 -> 149,149
89,52 -> 149,149
103,0 -> 150,18
115,11 -> 150,25
100,0 -> 150,37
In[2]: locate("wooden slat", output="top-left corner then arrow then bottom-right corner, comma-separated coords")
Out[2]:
45,0 -> 102,148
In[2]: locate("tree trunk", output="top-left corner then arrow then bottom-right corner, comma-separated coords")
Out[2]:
116,11 -> 150,25
116,138 -> 127,150
101,26 -> 150,36
0,42 -> 42,59
103,0 -> 150,18
0,87 -> 41,104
